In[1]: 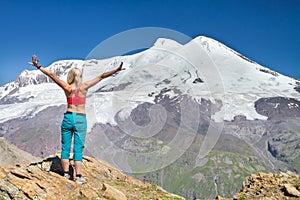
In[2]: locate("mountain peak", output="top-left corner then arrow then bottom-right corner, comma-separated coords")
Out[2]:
194,35 -> 216,41
192,35 -> 257,64
192,35 -> 223,46
153,37 -> 183,50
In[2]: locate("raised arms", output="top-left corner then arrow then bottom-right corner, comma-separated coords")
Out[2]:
28,55 -> 71,92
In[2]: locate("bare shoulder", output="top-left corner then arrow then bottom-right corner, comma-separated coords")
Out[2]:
63,84 -> 73,94
81,82 -> 88,90
81,81 -> 93,91
79,83 -> 89,93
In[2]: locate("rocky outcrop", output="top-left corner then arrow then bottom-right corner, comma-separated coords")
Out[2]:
0,154 -> 184,200
217,171 -> 300,200
267,131 -> 300,164
295,85 -> 300,94
255,97 -> 300,119
15,70 -> 51,88
232,115 -> 247,122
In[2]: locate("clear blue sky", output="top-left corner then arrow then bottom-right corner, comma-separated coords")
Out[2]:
0,0 -> 299,85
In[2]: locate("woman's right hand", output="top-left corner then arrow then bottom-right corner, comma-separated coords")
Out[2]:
116,62 -> 125,72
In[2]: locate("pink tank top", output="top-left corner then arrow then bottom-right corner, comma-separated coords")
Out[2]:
67,87 -> 86,105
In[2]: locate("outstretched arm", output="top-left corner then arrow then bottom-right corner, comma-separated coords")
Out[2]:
83,62 -> 125,90
28,55 -> 71,92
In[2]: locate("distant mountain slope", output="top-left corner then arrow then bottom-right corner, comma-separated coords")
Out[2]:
0,137 -> 39,165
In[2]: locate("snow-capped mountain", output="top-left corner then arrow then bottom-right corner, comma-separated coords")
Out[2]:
0,36 -> 299,126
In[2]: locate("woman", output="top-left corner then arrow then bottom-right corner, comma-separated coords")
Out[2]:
28,55 -> 124,184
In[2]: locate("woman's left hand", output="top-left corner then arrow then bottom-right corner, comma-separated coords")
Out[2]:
27,55 -> 41,68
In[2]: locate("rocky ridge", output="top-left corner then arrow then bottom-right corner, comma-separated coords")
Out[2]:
0,154 -> 184,200
217,171 -> 300,200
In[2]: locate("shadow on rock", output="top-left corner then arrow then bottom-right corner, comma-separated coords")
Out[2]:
30,155 -> 74,178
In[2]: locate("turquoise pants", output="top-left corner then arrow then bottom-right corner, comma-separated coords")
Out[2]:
61,112 -> 87,162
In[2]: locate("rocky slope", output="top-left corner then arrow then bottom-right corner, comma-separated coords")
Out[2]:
217,171 -> 300,200
0,138 -> 40,166
0,153 -> 184,200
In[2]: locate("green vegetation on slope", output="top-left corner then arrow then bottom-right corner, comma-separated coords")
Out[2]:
129,135 -> 268,199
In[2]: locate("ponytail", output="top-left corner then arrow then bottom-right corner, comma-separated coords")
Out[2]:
67,68 -> 82,88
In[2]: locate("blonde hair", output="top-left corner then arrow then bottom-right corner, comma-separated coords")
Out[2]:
67,68 -> 82,88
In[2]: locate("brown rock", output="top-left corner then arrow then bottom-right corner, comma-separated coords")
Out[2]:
8,177 -> 45,199
80,188 -> 99,199
11,169 -> 32,179
102,183 -> 127,200
215,195 -> 232,200
284,184 -> 300,197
